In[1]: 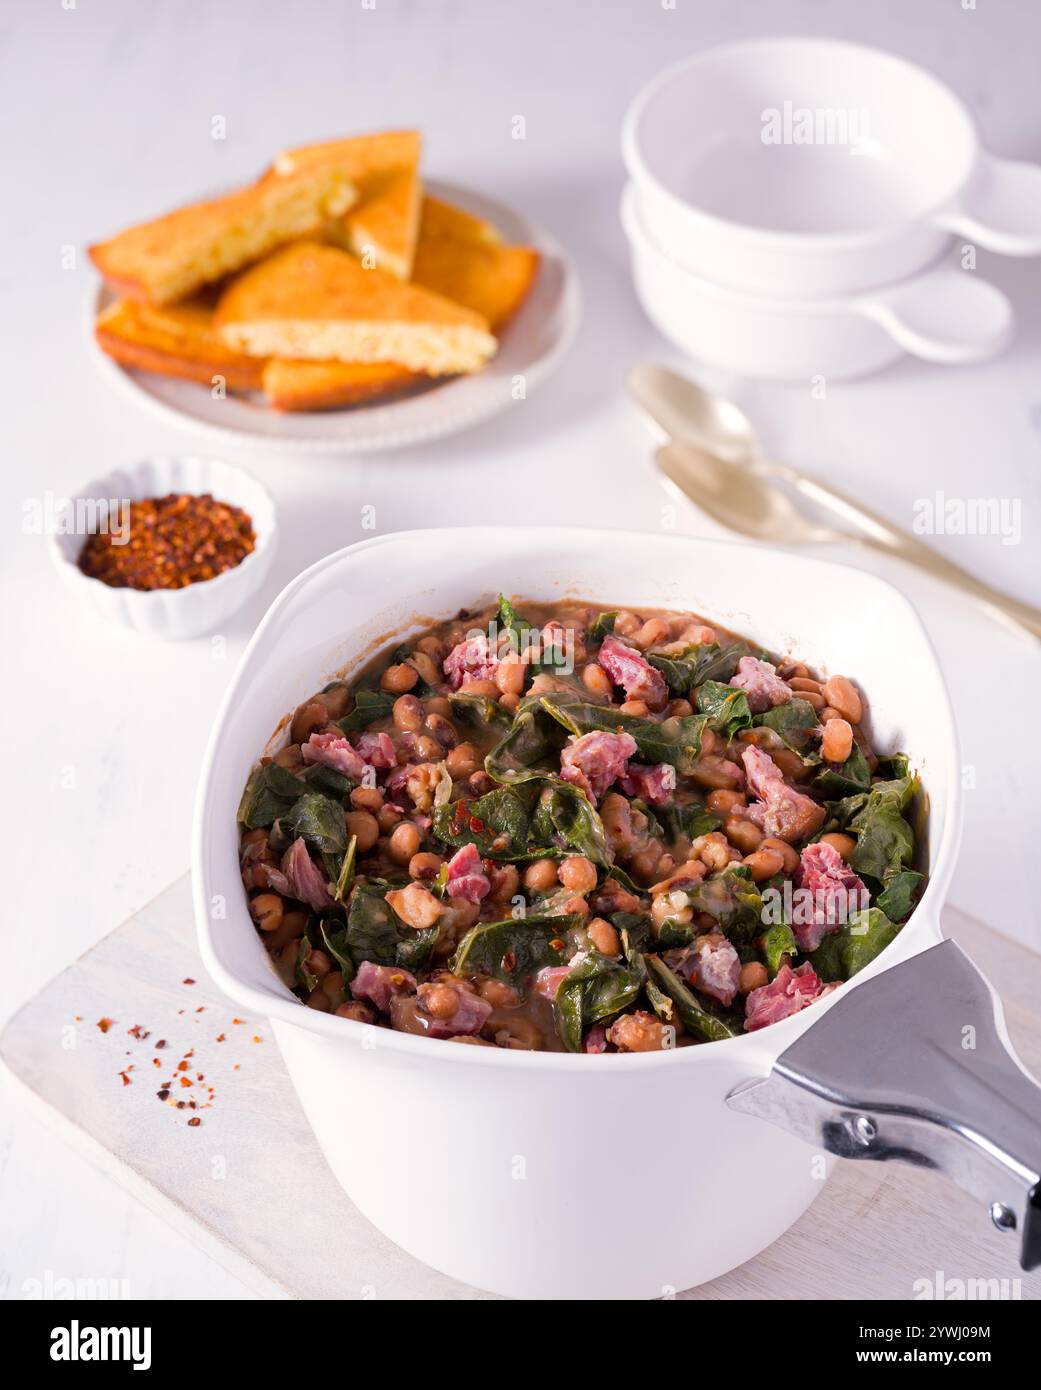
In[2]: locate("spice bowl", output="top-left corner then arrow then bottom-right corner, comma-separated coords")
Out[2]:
49,454 -> 277,640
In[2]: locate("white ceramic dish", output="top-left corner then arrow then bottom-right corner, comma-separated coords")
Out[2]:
621,184 -> 1013,381
89,182 -> 580,455
50,455 -> 277,640
194,527 -> 975,1298
623,38 -> 1041,297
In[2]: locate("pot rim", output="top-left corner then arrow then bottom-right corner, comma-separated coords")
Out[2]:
193,525 -> 961,1073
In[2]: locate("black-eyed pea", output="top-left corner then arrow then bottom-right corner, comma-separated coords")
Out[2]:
559,855 -> 597,893
350,785 -> 384,813
708,789 -> 748,816
760,837 -> 800,875
249,893 -> 283,933
587,918 -> 621,956
821,675 -> 863,725
381,663 -> 418,694
724,815 -> 763,854
409,851 -> 443,880
388,821 -> 422,864
821,717 -> 854,764
345,809 -> 380,853
524,859 -> 558,892
739,962 -> 768,993
446,742 -> 481,779
744,847 -> 786,882
581,664 -> 613,699
821,832 -> 857,861
392,694 -> 424,731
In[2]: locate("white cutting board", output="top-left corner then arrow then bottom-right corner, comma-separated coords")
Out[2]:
2,876 -> 1039,1301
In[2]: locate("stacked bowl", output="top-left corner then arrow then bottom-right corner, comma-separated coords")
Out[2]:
621,39 -> 1041,380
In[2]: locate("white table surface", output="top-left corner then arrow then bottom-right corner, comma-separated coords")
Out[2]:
2,0 -> 1039,1302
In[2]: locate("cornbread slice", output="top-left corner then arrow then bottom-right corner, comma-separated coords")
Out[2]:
89,164 -> 357,304
262,359 -> 424,412
412,238 -> 539,329
261,237 -> 539,412
274,131 -> 422,280
420,195 -> 502,245
216,243 -> 496,375
94,296 -> 266,391
273,129 -> 420,181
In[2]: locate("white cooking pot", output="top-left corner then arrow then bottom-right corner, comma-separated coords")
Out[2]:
193,528 -> 1041,1298
622,38 -> 1041,297
621,184 -> 1012,381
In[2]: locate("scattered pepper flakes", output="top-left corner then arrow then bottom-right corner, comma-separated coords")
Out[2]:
179,1077 -> 192,1088
216,1033 -> 226,1042
152,1058 -> 161,1068
154,1039 -> 167,1050
157,1088 -> 170,1101
195,1006 -> 205,1013
119,1069 -> 133,1087
187,1117 -> 201,1127
251,1036 -> 262,1044
97,1017 -> 114,1033
232,1018 -> 244,1025
127,1024 -> 150,1040
183,978 -> 196,986
176,1060 -> 189,1072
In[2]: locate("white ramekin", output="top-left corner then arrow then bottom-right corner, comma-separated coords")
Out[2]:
193,527 -> 962,1298
621,183 -> 1013,381
622,37 -> 1041,297
49,455 -> 277,640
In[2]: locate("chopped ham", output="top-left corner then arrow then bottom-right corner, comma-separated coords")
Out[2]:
741,746 -> 825,844
445,843 -> 491,903
665,934 -> 741,1006
729,656 -> 793,713
301,731 -> 367,780
597,635 -> 668,710
351,960 -> 417,1013
617,761 -> 677,806
793,841 -> 869,951
280,837 -> 334,913
560,729 -> 637,800
744,961 -> 839,1032
584,1023 -> 608,1053
534,964 -> 573,1000
443,633 -> 498,689
354,731 -> 396,769
410,982 -> 493,1038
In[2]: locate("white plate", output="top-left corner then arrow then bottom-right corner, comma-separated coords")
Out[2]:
89,181 -> 580,454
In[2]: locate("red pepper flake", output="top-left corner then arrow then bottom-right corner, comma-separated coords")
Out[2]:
176,1060 -> 189,1072
74,1015 -> 82,1022
97,1017 -> 114,1033
233,1064 -> 241,1071
195,1073 -> 205,1082
502,951 -> 517,973
251,1035 -> 262,1044
549,938 -> 565,951
179,1077 -> 192,1088
187,1117 -> 201,1127
183,978 -> 196,986
77,494 -> 255,592
216,1033 -> 226,1042
195,1006 -> 205,1013
152,1058 -> 161,1068
119,1069 -> 133,1086
127,1024 -> 150,1040
154,1039 -> 167,1049
232,1018 -> 244,1026
157,1088 -> 170,1101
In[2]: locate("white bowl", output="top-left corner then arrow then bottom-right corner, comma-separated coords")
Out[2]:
621,183 -> 1012,381
622,38 -> 1041,296
49,455 -> 277,640
194,527 -> 964,1298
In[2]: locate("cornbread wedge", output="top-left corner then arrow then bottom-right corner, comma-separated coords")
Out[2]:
95,296 -> 266,391
274,131 -> 422,280
89,164 -> 357,304
262,237 -> 539,412
412,238 -> 539,329
420,194 -> 502,245
216,243 -> 497,375
273,129 -> 420,181
262,359 -> 425,411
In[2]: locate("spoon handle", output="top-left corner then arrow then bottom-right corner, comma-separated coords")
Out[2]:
772,469 -> 1041,641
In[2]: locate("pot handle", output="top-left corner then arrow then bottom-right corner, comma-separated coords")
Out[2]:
854,264 -> 1012,364
727,939 -> 1041,1270
932,154 -> 1041,256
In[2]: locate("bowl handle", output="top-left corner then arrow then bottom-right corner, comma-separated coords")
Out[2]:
727,939 -> 1041,1270
854,264 -> 1012,364
932,154 -> 1041,256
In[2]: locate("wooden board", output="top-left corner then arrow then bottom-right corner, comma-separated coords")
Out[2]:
2,875 -> 1039,1301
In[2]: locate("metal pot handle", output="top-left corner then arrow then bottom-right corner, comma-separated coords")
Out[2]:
727,939 -> 1041,1270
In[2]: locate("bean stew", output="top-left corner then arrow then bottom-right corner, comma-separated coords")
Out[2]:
236,598 -> 923,1052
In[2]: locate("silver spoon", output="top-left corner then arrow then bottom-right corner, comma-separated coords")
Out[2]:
632,365 -> 1041,642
